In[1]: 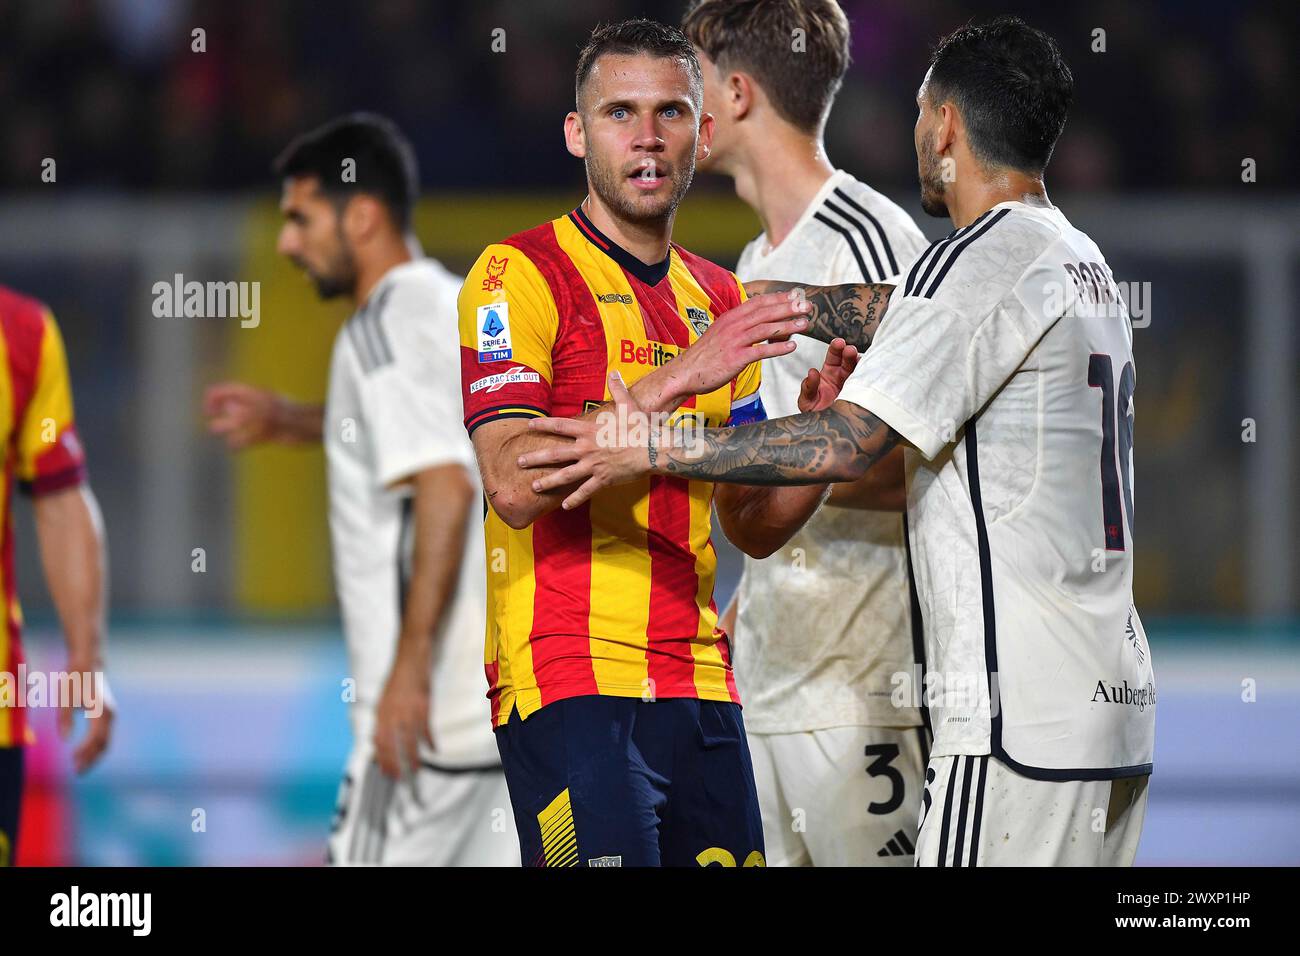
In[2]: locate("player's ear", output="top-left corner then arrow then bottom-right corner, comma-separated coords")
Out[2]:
343,195 -> 387,243
729,71 -> 753,121
936,101 -> 959,156
696,112 -> 715,163
564,112 -> 587,159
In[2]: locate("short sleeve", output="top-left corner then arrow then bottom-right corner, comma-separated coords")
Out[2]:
17,310 -> 87,495
359,272 -> 477,488
458,244 -> 559,435
837,210 -> 1060,458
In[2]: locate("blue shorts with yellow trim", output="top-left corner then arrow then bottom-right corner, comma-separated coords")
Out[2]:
495,695 -> 765,867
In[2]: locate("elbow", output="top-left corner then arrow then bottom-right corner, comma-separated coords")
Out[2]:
879,488 -> 907,513
726,523 -> 786,560
740,539 -> 782,560
488,490 -> 539,530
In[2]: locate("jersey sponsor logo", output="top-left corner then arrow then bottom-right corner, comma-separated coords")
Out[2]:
596,292 -> 633,304
477,302 -> 512,362
685,306 -> 711,336
1090,678 -> 1156,712
587,855 -> 622,867
469,366 -> 541,394
482,256 -> 508,292
619,338 -> 679,367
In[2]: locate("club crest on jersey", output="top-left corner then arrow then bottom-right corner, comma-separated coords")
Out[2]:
685,306 -> 711,336
482,255 -> 508,292
477,302 -> 512,362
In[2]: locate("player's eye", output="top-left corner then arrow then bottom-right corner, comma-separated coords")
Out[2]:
611,107 -> 628,120
662,106 -> 680,118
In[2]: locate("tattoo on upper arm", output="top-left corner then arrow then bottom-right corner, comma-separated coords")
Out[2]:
662,403 -> 899,486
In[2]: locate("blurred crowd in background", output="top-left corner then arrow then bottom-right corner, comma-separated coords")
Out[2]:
2,0 -> 1295,194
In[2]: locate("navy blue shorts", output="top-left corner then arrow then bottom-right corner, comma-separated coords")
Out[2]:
495,696 -> 765,867
0,746 -> 22,867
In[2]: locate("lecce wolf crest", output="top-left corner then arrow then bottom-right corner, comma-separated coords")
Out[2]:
482,255 -> 509,292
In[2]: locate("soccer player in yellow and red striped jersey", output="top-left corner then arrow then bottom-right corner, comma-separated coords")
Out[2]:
458,19 -> 859,867
0,286 -> 112,866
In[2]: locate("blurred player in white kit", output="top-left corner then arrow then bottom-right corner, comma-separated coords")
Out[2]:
684,0 -> 930,865
204,113 -> 518,866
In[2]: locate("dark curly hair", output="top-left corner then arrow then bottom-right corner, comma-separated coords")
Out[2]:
926,16 -> 1074,175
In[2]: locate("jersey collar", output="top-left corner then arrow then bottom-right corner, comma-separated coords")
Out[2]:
751,169 -> 850,261
569,205 -> 672,286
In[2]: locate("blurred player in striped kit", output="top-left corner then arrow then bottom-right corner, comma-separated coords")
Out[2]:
685,0 -> 930,865
204,115 -> 517,865
0,286 -> 113,866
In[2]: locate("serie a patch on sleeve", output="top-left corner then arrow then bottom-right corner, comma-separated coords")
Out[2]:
477,302 -> 512,362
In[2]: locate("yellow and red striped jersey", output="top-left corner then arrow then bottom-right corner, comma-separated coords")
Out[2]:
0,287 -> 87,748
458,207 -> 765,727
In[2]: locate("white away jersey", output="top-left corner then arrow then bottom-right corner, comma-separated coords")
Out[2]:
733,170 -> 930,732
325,258 -> 498,767
838,200 -> 1155,779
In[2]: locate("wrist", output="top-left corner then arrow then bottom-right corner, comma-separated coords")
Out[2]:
645,423 -> 670,476
639,366 -> 688,416
67,651 -> 105,674
394,634 -> 433,666
269,392 -> 296,436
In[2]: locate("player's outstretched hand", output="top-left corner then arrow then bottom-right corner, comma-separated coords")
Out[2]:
667,292 -> 810,398
203,381 -> 283,450
59,662 -> 113,774
374,659 -> 433,780
798,338 -> 859,414
518,371 -> 655,511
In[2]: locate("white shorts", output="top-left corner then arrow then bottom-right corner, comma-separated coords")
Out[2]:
748,725 -> 930,866
916,754 -> 1149,866
327,740 -> 519,866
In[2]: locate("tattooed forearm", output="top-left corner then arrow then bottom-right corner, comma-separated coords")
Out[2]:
660,402 -> 899,486
748,281 -> 894,351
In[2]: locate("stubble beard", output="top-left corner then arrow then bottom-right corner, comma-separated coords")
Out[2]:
308,234 -> 359,301
587,151 -> 695,229
918,129 -> 950,219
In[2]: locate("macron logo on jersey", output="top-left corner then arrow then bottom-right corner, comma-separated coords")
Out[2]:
469,366 -> 541,394
477,302 -> 512,362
